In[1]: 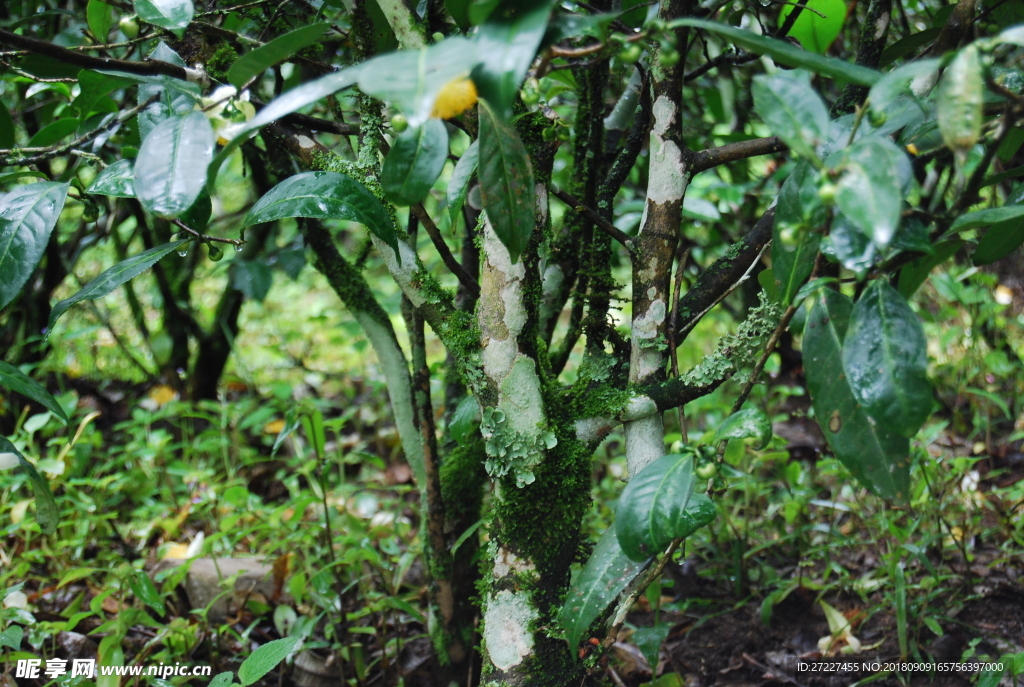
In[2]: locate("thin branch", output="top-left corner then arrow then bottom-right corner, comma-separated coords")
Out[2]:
692,137 -> 787,174
170,219 -> 246,248
410,204 -> 481,299
777,0 -> 812,38
549,186 -> 633,249
0,59 -> 76,82
684,49 -> 759,82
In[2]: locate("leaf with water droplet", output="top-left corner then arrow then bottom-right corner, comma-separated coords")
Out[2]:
0,181 -> 70,310
134,111 -> 214,218
937,45 -> 982,163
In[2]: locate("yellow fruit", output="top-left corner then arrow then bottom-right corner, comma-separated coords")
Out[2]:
431,77 -> 478,119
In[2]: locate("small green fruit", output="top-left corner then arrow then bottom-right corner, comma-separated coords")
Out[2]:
208,244 -> 224,262
868,108 -> 886,128
818,183 -> 838,203
695,462 -> 718,479
520,88 -> 540,106
119,16 -> 139,39
658,47 -> 680,67
779,225 -> 800,248
542,127 -> 557,141
390,114 -> 409,133
618,44 -> 643,64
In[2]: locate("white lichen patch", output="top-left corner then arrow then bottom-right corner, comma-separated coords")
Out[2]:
646,95 -> 690,206
483,590 -> 537,671
492,547 -> 536,579
574,416 -> 614,443
651,95 -> 676,137
373,237 -> 425,307
621,394 -> 658,422
625,414 -> 665,477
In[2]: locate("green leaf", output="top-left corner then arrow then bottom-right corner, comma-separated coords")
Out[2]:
0,437 -> 59,534
232,260 -> 273,302
772,162 -> 824,304
357,37 -> 477,128
831,136 -> 906,249
0,99 -> 14,149
803,288 -> 910,501
0,361 -> 69,425
381,120 -> 449,206
973,218 -> 1024,265
0,625 -> 23,650
0,181 -> 71,310
450,395 -> 481,447
669,19 -> 882,85
471,0 -> 555,118
615,454 -> 717,562
897,240 -> 961,298
238,637 -> 301,686
879,28 -> 941,66
448,140 -> 479,226
558,528 -> 649,651
48,240 -> 189,331
243,171 -> 398,257
714,408 -> 772,450
134,0 -> 193,33
842,280 -> 932,437
632,623 -> 671,670
135,112 -> 214,218
128,570 -> 165,615
76,70 -> 136,119
950,204 -> 1024,231
868,59 -> 940,115
87,159 -> 136,198
27,119 -> 79,148
937,45 -> 982,160
0,172 -> 48,186
477,100 -> 535,263
208,672 -> 234,687
752,71 -> 829,161
446,0 -> 472,30
777,0 -> 847,54
180,190 -> 212,231
227,23 -> 330,88
87,0 -> 115,41
207,68 -> 359,191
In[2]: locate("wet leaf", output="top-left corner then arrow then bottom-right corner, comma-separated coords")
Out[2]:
227,23 -> 330,88
832,136 -> 906,249
477,100 -> 535,262
243,171 -> 398,256
0,181 -> 70,310
752,71 -> 829,161
772,162 -> 825,304
842,280 -> 932,437
937,45 -> 982,161
0,437 -> 59,535
134,112 -> 214,218
87,159 -> 136,198
803,288 -> 910,501
48,240 -> 190,331
134,0 -> 193,33
448,140 -> 479,227
615,454 -> 717,562
381,119 -> 449,206
559,528 -> 649,651
714,408 -> 772,450
897,240 -> 961,297
0,361 -> 69,425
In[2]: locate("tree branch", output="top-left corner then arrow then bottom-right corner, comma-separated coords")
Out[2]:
692,136 -> 786,174
410,203 -> 481,299
549,185 -> 633,249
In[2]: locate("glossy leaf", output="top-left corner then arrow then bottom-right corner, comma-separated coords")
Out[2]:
559,528 -> 649,651
48,240 -> 190,331
950,204 -> 1024,232
87,159 -> 136,198
868,59 -> 940,115
76,70 -> 136,119
87,0 -> 115,42
843,281 -> 932,437
937,45 -> 982,160
822,213 -> 877,275
381,120 -> 449,206
772,162 -> 824,304
448,140 -> 479,226
180,190 -> 212,231
615,454 -> 717,562
357,38 -> 477,128
752,71 -> 829,161
897,240 -> 961,297
777,0 -> 847,54
0,437 -> 59,535
238,637 -> 301,686
0,181 -> 71,310
471,0 -> 555,118
208,68 -> 360,191
478,100 -> 535,263
973,218 -> 1024,265
450,395 -> 481,447
0,361 -> 69,425
134,0 -> 193,33
669,19 -> 881,85
803,288 -> 910,501
227,23 -> 330,88
832,136 -> 905,249
135,112 -> 214,218
243,171 -> 398,256
713,408 -> 772,450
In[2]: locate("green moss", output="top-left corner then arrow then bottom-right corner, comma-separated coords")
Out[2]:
206,43 -> 238,83
682,290 -> 781,387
